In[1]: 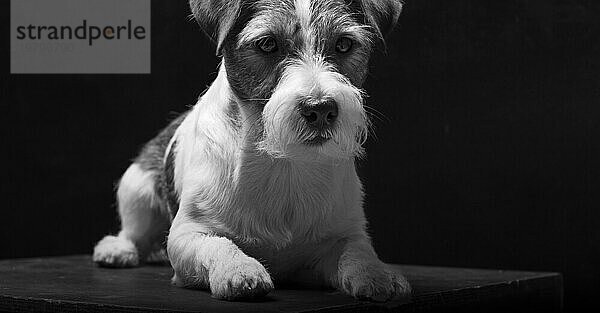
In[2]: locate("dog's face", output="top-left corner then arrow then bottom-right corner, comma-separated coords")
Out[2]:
190,0 -> 402,160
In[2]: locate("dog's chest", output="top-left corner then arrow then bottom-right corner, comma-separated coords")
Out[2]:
226,156 -> 343,247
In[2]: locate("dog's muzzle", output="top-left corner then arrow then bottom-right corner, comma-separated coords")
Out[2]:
298,98 -> 338,145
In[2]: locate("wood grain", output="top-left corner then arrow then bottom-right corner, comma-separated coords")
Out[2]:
0,255 -> 562,312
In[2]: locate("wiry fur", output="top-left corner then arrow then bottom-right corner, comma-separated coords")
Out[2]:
93,0 -> 409,302
258,58 -> 368,160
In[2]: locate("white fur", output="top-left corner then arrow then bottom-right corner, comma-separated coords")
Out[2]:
258,56 -> 368,160
93,163 -> 170,266
93,235 -> 139,267
295,0 -> 312,34
162,63 -> 409,300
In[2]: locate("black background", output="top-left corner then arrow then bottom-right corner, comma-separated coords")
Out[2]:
1,0 -> 599,311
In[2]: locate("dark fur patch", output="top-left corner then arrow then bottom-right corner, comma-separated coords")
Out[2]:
161,139 -> 179,217
310,0 -> 375,85
189,0 -> 242,54
221,0 -> 379,103
134,111 -> 189,217
359,0 -> 403,41
221,0 -> 294,101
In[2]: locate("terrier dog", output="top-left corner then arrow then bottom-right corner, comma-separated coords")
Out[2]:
93,0 -> 410,302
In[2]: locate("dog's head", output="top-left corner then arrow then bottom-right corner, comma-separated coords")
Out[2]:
190,0 -> 402,160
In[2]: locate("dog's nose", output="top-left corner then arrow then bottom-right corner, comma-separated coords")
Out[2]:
299,99 -> 338,129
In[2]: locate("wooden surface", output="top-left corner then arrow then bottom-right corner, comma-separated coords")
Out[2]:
0,255 -> 562,312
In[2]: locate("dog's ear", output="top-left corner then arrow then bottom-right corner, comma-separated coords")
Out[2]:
189,0 -> 241,56
360,0 -> 403,45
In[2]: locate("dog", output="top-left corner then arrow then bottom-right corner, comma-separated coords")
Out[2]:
93,0 -> 410,302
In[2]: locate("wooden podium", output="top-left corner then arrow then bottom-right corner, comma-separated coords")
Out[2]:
0,255 -> 562,312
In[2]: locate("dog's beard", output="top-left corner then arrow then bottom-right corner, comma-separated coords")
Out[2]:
257,62 -> 368,161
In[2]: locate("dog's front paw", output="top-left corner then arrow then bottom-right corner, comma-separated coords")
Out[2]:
209,255 -> 274,300
339,262 -> 411,302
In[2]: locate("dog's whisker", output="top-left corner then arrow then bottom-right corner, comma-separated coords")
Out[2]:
364,105 -> 390,124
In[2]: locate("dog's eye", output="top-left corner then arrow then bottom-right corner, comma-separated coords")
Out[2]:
335,37 -> 353,53
256,37 -> 278,53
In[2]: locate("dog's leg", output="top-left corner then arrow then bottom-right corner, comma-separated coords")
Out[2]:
93,163 -> 170,267
168,220 -> 274,300
314,236 -> 411,302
